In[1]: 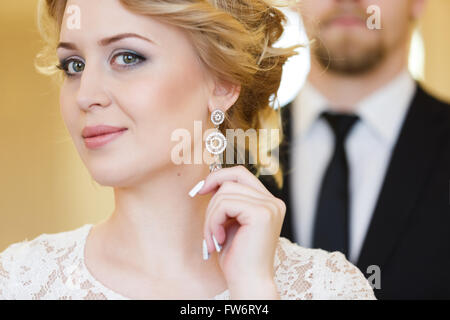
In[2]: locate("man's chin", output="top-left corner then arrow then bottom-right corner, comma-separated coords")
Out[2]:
314,39 -> 386,75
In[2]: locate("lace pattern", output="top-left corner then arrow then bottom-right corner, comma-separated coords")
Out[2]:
0,224 -> 375,300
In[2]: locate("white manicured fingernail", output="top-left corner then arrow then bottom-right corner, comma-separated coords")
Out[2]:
189,180 -> 205,198
212,234 -> 222,252
202,238 -> 209,260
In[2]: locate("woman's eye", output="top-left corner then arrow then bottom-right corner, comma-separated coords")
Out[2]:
112,52 -> 144,66
57,59 -> 85,76
56,52 -> 145,77
66,60 -> 85,74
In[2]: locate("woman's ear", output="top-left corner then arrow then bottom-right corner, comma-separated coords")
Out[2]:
207,78 -> 241,113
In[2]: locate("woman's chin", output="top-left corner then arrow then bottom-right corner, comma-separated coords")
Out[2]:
88,167 -> 137,188
88,165 -> 159,188
85,156 -> 177,188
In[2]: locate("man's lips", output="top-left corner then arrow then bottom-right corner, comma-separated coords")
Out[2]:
326,15 -> 366,27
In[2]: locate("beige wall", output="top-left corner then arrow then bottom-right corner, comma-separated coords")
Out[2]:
1,1 -> 449,251
0,0 -> 113,251
420,0 -> 450,102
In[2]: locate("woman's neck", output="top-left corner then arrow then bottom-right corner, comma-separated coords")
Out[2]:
101,164 -> 219,278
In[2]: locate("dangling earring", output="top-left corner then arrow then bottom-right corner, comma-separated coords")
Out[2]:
206,109 -> 226,172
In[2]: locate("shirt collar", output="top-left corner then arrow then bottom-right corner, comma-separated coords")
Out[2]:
293,82 -> 328,139
356,70 -> 416,145
293,70 -> 417,145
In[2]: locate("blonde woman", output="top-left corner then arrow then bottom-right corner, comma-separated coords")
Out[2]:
0,0 -> 375,300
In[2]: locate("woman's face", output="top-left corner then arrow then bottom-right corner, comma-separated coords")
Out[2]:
57,0 -> 214,187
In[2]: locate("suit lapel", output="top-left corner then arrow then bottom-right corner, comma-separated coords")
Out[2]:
260,102 -> 296,240
278,102 -> 296,241
356,86 -> 444,271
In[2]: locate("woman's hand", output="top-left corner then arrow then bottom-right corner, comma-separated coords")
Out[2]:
197,165 -> 286,299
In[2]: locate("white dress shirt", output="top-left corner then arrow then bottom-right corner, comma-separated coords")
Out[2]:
290,70 -> 417,263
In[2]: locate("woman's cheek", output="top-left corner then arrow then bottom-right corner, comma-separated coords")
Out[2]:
59,85 -> 78,140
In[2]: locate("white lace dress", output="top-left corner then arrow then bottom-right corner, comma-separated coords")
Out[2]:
0,224 -> 375,300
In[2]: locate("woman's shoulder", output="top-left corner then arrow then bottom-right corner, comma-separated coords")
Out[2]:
0,224 -> 91,261
273,237 -> 376,300
0,224 -> 92,299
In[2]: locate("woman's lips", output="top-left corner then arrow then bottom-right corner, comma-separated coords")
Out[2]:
82,125 -> 127,138
83,129 -> 127,149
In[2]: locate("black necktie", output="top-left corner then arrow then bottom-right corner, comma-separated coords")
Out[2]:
312,111 -> 359,257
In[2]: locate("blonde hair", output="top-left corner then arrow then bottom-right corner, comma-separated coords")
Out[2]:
36,0 -> 302,189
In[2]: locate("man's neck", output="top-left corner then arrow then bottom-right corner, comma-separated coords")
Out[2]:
308,44 -> 409,112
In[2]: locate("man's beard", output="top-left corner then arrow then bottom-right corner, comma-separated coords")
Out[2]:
313,35 -> 388,75
308,3 -> 388,76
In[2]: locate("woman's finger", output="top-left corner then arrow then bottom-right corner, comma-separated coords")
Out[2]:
204,181 -> 286,225
203,180 -> 282,253
203,183 -> 271,246
198,165 -> 271,196
204,180 -> 268,214
203,193 -> 283,253
206,191 -> 279,238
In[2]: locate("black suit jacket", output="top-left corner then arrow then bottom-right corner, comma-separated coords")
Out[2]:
260,85 -> 450,299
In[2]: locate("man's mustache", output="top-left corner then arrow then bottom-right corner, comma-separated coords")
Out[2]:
319,6 -> 367,27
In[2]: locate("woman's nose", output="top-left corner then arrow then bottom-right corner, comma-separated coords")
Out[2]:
76,64 -> 112,111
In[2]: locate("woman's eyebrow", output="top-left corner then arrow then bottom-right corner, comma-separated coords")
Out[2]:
57,32 -> 157,50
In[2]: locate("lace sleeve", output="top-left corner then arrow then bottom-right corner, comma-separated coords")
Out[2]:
273,238 -> 376,300
0,241 -> 27,300
318,251 -> 376,300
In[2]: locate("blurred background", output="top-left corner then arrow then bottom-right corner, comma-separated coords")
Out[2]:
1,0 -> 449,251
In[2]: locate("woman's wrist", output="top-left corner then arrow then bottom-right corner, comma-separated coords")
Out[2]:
228,277 -> 280,300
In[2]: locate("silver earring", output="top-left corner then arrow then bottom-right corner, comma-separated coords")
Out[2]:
206,109 -> 226,172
